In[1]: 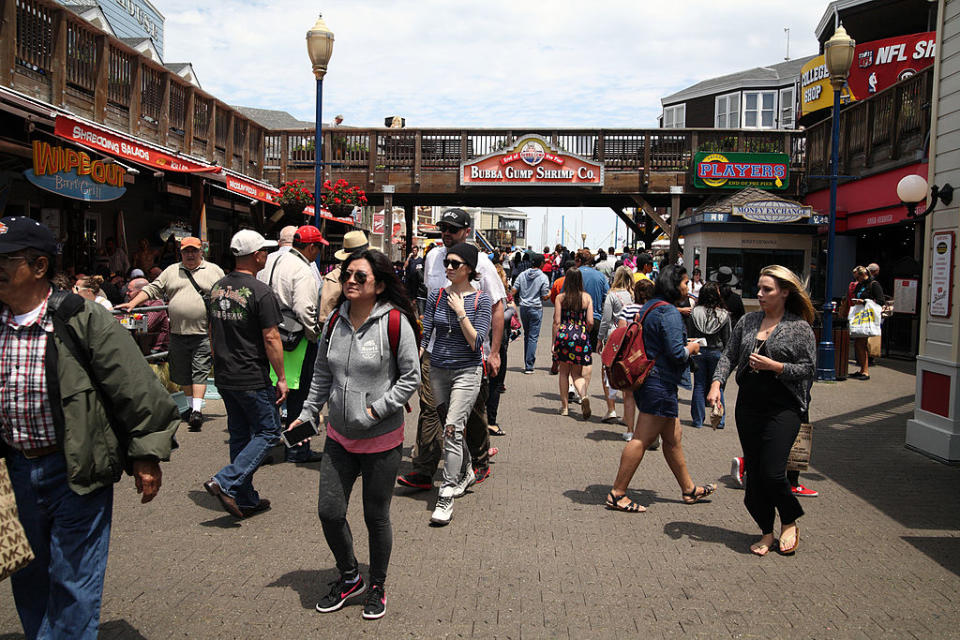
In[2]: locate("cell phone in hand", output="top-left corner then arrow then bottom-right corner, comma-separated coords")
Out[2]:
280,421 -> 319,447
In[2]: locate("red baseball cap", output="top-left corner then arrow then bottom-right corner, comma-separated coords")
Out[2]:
294,225 -> 329,246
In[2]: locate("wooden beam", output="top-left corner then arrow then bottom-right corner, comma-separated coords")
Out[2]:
609,207 -> 641,236
183,86 -> 195,155
225,110 -> 234,169
0,0 -> 16,88
279,132 -> 288,183
206,102 -> 216,162
93,36 -> 109,122
158,75 -> 170,146
668,193 -> 681,266
414,131 -> 422,185
629,195 -> 670,236
128,57 -> 141,134
51,10 -> 67,107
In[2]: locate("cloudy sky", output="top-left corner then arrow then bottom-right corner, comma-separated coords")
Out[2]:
161,0 -> 831,248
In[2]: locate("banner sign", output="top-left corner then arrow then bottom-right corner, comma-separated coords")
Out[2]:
731,200 -> 812,223
54,114 -> 220,173
460,135 -> 603,187
372,212 -> 384,234
930,230 -> 954,318
694,152 -> 790,190
801,31 -> 935,117
25,140 -> 126,201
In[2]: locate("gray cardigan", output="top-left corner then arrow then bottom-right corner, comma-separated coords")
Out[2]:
713,311 -> 816,412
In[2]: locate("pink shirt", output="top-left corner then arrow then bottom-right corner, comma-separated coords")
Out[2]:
326,423 -> 404,454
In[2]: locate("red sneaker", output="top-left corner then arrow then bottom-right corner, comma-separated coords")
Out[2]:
396,472 -> 433,490
473,465 -> 491,484
488,447 -> 499,458
791,484 -> 819,497
730,457 -> 744,488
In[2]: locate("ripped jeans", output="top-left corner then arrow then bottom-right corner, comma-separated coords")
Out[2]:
429,363 -> 483,495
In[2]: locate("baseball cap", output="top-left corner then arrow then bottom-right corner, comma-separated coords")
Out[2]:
180,236 -> 202,250
0,216 -> 57,255
439,208 -> 471,229
294,225 -> 329,246
230,229 -> 278,257
129,268 -> 145,278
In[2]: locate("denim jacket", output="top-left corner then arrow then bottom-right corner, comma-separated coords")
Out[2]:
640,298 -> 691,389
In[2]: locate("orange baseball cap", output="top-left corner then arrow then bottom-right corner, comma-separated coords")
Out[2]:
180,236 -> 202,249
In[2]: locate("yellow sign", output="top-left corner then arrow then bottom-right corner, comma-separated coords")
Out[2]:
800,55 -> 853,116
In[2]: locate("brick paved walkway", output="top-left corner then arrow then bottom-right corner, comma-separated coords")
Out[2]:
2,328 -> 959,639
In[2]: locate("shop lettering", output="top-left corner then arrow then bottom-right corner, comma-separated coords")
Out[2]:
470,165 -> 596,180
804,85 -> 822,104
120,142 -> 150,161
697,163 -> 786,180
32,140 -> 125,187
71,126 -> 120,154
802,63 -> 830,87
114,0 -> 160,39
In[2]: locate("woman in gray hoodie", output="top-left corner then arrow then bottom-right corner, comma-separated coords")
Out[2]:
292,249 -> 421,620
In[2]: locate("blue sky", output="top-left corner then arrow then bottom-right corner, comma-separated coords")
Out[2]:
160,0 -> 830,248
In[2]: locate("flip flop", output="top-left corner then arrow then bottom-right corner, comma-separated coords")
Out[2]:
778,523 -> 800,555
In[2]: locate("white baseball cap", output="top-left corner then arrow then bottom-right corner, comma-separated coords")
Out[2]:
230,229 -> 277,257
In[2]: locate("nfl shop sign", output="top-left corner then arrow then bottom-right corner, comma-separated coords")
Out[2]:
801,31 -> 935,116
694,152 -> 790,190
460,135 -> 603,186
54,114 -> 221,173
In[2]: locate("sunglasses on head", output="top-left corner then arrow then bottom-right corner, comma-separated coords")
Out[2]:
339,268 -> 369,285
443,258 -> 466,270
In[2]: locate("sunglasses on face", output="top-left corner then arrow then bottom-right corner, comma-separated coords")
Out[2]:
437,223 -> 461,233
443,258 -> 466,270
339,269 -> 370,285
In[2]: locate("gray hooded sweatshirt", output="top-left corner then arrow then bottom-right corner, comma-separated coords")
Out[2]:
297,300 -> 421,439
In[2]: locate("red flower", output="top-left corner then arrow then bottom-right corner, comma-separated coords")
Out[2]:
334,197 -> 341,204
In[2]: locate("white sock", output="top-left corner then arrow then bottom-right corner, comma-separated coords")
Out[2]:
191,397 -> 203,411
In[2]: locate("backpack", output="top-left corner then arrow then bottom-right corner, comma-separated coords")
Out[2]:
600,300 -> 667,391
325,307 -> 411,413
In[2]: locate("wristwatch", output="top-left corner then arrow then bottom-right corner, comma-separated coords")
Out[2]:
457,315 -> 467,322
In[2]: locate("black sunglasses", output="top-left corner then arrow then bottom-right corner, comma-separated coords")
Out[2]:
339,269 -> 369,285
437,222 -> 462,233
443,258 -> 466,270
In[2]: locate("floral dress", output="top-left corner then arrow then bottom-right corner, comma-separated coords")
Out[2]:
554,306 -> 592,365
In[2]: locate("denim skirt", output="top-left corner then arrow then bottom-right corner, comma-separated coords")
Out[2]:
633,375 -> 679,418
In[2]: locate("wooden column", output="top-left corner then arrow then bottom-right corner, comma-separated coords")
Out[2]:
404,203 -> 414,257
668,193 -> 681,266
93,37 -> 110,123
414,131 -> 422,185
158,75 -> 170,146
0,0 -> 16,88
240,119 -> 249,174
128,57 -> 141,134
225,111 -> 235,169
206,102 -> 216,162
367,132 -> 377,185
279,132 -> 288,183
183,86 -> 195,155
322,128 -> 332,182
257,128 -> 266,179
51,11 -> 67,106
190,176 -> 205,237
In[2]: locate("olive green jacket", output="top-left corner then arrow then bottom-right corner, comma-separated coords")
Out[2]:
50,295 -> 180,494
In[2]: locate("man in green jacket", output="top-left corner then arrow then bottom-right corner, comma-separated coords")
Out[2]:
0,216 -> 180,640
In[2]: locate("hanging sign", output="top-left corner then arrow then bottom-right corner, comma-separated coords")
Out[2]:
800,31 -> 935,117
25,140 -> 127,202
731,200 -> 812,223
893,278 -> 918,315
460,135 -> 603,186
694,152 -> 790,190
54,114 -> 220,173
930,231 -> 954,318
372,212 -> 384,234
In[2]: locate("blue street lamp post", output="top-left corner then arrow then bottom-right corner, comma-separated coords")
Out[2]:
817,25 -> 856,381
306,15 -> 335,229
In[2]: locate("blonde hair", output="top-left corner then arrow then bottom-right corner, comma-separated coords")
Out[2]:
611,266 -> 634,291
759,265 -> 816,324
79,275 -> 103,294
852,265 -> 868,277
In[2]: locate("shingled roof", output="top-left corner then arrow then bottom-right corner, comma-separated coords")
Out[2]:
232,106 -> 316,130
662,56 -> 816,106
694,188 -> 806,214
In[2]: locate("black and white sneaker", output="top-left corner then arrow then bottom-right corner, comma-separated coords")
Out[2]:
316,574 -> 366,613
430,494 -> 454,525
362,583 -> 387,620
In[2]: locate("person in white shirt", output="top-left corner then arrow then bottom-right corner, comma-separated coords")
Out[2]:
397,208 -> 505,491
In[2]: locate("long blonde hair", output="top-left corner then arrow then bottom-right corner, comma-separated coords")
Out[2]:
611,266 -> 634,292
759,265 -> 816,324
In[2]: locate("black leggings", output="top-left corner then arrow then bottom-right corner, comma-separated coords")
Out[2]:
735,404 -> 805,534
317,438 -> 401,585
486,338 -> 508,425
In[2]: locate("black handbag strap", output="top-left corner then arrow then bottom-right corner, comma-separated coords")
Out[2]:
182,265 -> 207,298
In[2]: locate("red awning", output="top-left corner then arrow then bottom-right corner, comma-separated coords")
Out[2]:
54,114 -> 221,173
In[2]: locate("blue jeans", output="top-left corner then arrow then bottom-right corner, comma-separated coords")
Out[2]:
519,305 -> 543,371
6,450 -> 114,640
691,348 -> 725,428
215,387 -> 283,509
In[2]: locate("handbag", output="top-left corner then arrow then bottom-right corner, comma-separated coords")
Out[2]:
0,459 -> 35,581
848,300 -> 882,338
786,422 -> 813,472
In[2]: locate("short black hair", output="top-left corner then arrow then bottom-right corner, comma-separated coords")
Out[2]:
653,264 -> 688,304
637,253 -> 654,267
530,253 -> 544,268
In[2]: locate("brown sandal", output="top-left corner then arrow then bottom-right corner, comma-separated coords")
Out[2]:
605,491 -> 646,513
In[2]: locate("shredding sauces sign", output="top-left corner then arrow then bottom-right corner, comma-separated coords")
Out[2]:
460,135 -> 603,186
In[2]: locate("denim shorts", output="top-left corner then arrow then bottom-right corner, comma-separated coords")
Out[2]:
633,375 -> 679,418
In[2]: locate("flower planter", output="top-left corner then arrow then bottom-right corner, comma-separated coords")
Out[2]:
326,203 -> 354,218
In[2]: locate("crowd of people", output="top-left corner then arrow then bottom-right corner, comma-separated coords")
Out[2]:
1,208 -> 856,636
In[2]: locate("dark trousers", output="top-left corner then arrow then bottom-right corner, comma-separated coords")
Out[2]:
412,355 -> 491,477
317,438 -> 401,585
486,338 -> 509,425
284,340 -> 317,461
735,403 -> 805,534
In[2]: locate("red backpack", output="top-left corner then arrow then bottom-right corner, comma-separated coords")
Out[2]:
601,301 -> 667,391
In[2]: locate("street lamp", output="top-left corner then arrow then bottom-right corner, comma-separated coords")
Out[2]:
817,24 -> 856,382
897,174 -> 954,219
306,14 -> 334,228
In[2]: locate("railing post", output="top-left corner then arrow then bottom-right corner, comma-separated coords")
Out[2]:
257,128 -> 265,179
597,131 -> 605,163
736,130 -> 744,152
279,132 -> 289,183
225,110 -> 235,170
322,129 -> 332,182
368,132 -> 377,185
128,57 -> 141,134
93,36 -> 109,123
183,86 -> 195,155
159,75 -> 170,147
240,119 -> 249,174
414,130 -> 422,184
0,0 -> 16,88
51,10 -> 67,107
206,102 -> 216,162
460,132 -> 467,161
643,132 -> 651,186
691,131 -> 699,156
890,84 -> 903,160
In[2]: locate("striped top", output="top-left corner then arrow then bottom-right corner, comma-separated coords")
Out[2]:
422,288 -> 492,369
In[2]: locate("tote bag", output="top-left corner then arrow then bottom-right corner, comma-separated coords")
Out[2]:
848,300 -> 882,338
0,459 -> 35,581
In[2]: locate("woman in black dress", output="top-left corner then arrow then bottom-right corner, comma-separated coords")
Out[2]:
708,265 -> 816,556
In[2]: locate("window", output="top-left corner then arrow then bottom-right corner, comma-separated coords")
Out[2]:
715,92 -> 740,128
663,104 -> 685,128
706,247 -> 805,298
779,87 -> 795,129
743,91 -> 777,128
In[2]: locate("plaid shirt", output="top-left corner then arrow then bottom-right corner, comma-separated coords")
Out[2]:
0,291 -> 57,450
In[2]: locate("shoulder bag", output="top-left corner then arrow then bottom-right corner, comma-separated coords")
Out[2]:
0,459 -> 34,581
268,254 -> 306,351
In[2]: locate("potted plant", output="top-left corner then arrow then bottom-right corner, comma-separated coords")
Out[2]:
275,180 -> 314,218
320,179 -> 368,217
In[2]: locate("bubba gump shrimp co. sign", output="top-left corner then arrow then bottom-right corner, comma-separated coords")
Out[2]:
460,135 -> 604,187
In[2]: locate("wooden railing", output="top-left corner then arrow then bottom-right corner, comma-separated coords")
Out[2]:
805,67 -> 932,188
0,0 -> 267,179
264,127 -> 806,191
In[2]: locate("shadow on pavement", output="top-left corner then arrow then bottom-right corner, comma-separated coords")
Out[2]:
186,489 -> 224,512
563,483 -> 657,507
199,514 -> 242,528
0,633 -> 24,639
585,429 -> 627,442
902,536 -> 960,577
663,521 -> 757,555
99,620 -> 148,640
268,566 -> 366,610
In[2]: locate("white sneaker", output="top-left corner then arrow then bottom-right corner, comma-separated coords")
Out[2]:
452,467 -> 476,498
602,410 -> 619,424
731,457 -> 745,488
621,431 -> 633,442
430,494 -> 454,525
